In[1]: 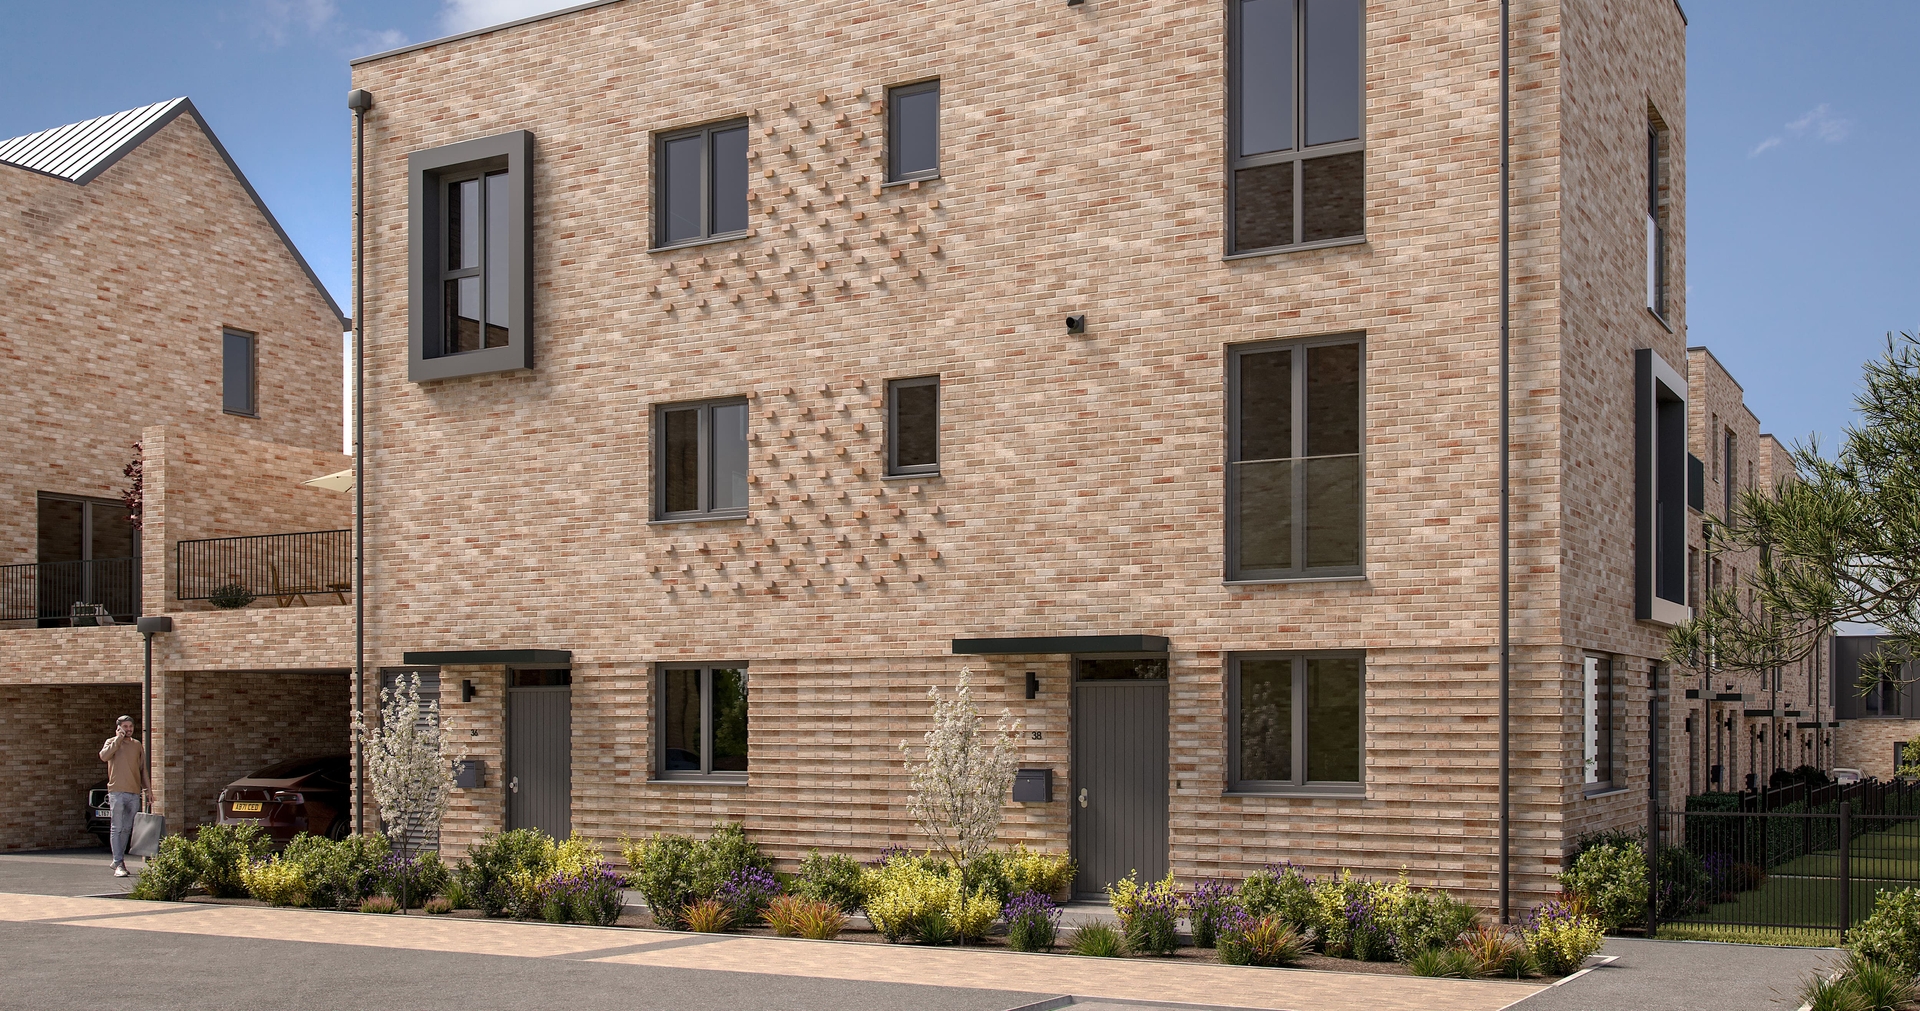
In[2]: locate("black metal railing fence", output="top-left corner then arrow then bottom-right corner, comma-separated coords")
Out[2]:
175,529 -> 351,604
0,557 -> 140,627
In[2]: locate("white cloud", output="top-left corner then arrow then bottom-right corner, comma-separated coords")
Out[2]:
440,0 -> 580,34
250,0 -> 408,56
1749,103 -> 1852,157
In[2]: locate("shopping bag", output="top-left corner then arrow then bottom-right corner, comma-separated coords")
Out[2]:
129,812 -> 165,858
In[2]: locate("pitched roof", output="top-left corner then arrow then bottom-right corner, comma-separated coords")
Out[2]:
0,98 -> 346,326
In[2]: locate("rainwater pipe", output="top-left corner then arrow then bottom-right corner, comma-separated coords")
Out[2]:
1497,0 -> 1513,925
348,87 -> 373,835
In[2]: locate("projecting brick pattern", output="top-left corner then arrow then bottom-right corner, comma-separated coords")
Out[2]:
340,0 -> 1689,908
0,685 -> 141,851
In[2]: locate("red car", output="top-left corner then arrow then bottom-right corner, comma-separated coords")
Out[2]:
216,755 -> 351,844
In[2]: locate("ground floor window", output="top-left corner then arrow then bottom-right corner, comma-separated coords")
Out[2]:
657,664 -> 748,780
1227,652 -> 1363,793
1584,655 -> 1615,789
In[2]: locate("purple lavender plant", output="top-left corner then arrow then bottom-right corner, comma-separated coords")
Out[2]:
718,867 -> 782,924
874,844 -> 911,866
539,867 -> 626,926
1186,879 -> 1237,948
1005,890 -> 1064,952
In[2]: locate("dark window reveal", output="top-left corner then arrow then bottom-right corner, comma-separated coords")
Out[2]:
1228,335 -> 1363,580
1230,0 -> 1365,253
658,665 -> 749,779
888,80 -> 941,182
888,376 -> 940,475
658,120 -> 750,247
222,329 -> 256,416
1230,652 -> 1363,791
407,131 -> 533,381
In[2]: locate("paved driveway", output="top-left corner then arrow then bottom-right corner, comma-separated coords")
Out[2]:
1510,937 -> 1843,1011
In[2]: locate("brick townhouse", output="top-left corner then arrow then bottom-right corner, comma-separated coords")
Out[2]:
344,0 -> 1697,908
0,99 -> 355,849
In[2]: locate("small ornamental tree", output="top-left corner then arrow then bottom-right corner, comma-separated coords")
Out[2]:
353,672 -> 462,866
900,668 -> 1023,868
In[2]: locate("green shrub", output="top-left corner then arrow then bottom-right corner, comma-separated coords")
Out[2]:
241,857 -> 310,907
1239,864 -> 1319,932
128,835 -> 198,901
443,877 -> 473,910
1521,900 -> 1605,976
793,849 -> 866,912
691,822 -> 773,898
1847,887 -> 1920,976
1004,845 -> 1075,898
192,823 -> 274,899
1653,845 -> 1713,920
208,582 -> 255,609
622,833 -> 699,929
286,832 -> 390,911
1558,840 -> 1647,932
1067,922 -> 1127,957
1567,828 -> 1642,865
1387,888 -> 1479,959
1217,911 -> 1309,967
1802,975 -> 1871,1011
1107,871 -> 1181,955
1406,946 -> 1480,978
959,849 -> 1012,905
457,829 -> 553,918
1312,871 -> 1403,961
382,850 -> 451,906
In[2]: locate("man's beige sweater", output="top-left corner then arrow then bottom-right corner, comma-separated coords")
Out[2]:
99,735 -> 147,794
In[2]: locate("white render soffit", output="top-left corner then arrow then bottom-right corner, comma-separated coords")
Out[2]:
0,98 -> 189,184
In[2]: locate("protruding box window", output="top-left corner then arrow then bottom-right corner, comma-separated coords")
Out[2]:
408,131 -> 534,381
1636,348 -> 1689,623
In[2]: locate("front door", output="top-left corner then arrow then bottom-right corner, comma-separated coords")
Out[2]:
506,668 -> 571,837
1071,656 -> 1169,897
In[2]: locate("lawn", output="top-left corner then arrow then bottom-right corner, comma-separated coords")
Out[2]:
1670,819 -> 1920,930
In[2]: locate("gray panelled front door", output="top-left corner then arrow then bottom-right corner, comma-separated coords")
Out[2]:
506,675 -> 571,838
1071,657 -> 1170,897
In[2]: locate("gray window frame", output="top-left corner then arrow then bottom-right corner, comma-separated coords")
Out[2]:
886,375 -> 941,476
1635,348 -> 1689,624
1583,654 -> 1616,793
654,118 -> 750,249
654,397 -> 750,521
407,130 -> 535,382
1224,332 -> 1366,582
1225,650 -> 1365,796
222,328 -> 257,417
654,662 -> 750,783
1226,0 -> 1366,256
886,79 -> 941,184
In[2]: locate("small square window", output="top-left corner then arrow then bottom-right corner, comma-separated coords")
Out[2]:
657,664 -> 749,780
656,398 -> 749,519
657,119 -> 750,247
222,329 -> 256,416
887,376 -> 940,475
887,81 -> 940,183
1228,652 -> 1363,793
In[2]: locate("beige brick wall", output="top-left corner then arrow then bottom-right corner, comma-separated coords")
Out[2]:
158,670 -> 351,832
0,684 -> 141,851
344,0 -> 1688,906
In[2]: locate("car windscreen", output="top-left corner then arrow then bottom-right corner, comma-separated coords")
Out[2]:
247,755 -> 346,780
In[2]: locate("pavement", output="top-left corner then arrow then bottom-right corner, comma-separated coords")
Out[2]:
0,849 -> 1842,1011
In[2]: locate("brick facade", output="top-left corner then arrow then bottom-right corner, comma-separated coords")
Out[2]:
0,685 -> 141,851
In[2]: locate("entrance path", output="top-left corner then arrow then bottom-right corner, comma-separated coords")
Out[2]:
1509,937 -> 1843,1011
0,892 -> 1545,1011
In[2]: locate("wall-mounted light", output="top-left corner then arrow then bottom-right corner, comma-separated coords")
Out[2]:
461,679 -> 476,702
1065,314 -> 1086,335
1026,671 -> 1039,699
1067,0 -> 1085,6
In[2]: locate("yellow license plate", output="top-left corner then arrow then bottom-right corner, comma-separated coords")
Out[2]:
230,802 -> 262,813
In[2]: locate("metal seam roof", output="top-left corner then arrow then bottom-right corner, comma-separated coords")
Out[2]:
0,99 -> 188,184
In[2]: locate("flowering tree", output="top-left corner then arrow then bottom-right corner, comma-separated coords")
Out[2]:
900,669 -> 1022,866
352,672 -> 461,860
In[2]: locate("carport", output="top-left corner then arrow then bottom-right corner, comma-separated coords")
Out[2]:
0,683 -> 142,850
154,668 -> 351,832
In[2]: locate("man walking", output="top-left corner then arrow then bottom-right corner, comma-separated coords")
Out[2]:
98,716 -> 147,878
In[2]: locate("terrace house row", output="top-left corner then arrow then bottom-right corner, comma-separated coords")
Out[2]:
0,99 -> 354,849
343,0 -> 1703,908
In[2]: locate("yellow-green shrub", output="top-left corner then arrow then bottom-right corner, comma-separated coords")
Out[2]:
1005,845 -> 1075,897
241,858 -> 310,907
862,857 -> 1000,944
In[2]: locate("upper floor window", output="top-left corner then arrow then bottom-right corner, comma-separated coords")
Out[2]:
656,398 -> 749,520
887,376 -> 940,475
1227,334 -> 1363,581
1646,118 -> 1669,319
1723,428 -> 1737,518
887,81 -> 940,183
1228,0 -> 1364,254
1635,348 -> 1689,624
657,119 -> 749,248
407,131 -> 533,381
222,329 -> 256,416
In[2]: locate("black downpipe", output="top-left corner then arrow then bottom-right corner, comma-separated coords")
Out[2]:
348,88 -> 373,836
1497,0 -> 1512,925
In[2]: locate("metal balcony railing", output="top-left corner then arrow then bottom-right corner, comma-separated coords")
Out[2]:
0,557 -> 141,627
175,529 -> 351,606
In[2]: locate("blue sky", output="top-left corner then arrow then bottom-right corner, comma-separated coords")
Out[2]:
2,1 -> 1913,452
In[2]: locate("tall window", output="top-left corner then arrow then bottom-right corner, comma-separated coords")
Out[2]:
658,665 -> 749,780
1646,119 -> 1668,318
1227,335 -> 1363,581
1583,655 -> 1615,789
887,376 -> 940,475
887,80 -> 940,182
408,130 -> 532,381
438,170 -> 511,356
1229,0 -> 1364,254
656,398 -> 749,519
1635,349 -> 1688,623
1229,652 -> 1363,793
657,119 -> 749,247
222,329 -> 256,416
1723,429 -> 1737,518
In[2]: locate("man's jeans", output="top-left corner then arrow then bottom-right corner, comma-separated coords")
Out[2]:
108,791 -> 139,867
